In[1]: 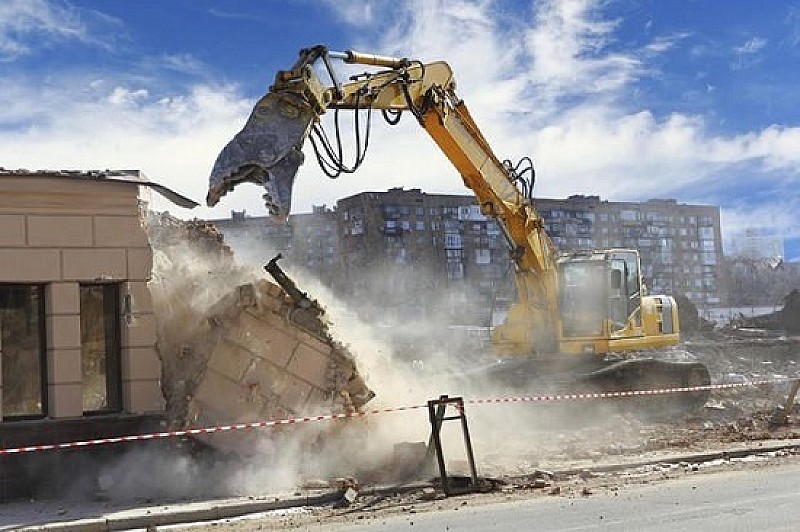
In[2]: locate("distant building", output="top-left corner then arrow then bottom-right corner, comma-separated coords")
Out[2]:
210,189 -> 725,315
536,196 -> 723,306
726,227 -> 784,261
211,205 -> 341,286
336,188 -> 511,323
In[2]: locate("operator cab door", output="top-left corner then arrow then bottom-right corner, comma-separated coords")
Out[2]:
559,260 -> 607,337
609,251 -> 642,333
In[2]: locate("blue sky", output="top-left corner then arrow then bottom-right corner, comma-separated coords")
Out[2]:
1,0 -> 799,259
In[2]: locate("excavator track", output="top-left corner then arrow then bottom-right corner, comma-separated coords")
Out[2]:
578,358 -> 711,417
460,355 -> 711,419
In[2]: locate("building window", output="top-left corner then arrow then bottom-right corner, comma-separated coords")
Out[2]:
1,284 -> 46,419
699,227 -> 714,239
475,249 -> 491,264
447,262 -> 464,279
444,234 -> 463,249
446,249 -> 464,261
80,284 -> 122,413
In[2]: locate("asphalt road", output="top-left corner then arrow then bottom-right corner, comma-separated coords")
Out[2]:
317,462 -> 800,532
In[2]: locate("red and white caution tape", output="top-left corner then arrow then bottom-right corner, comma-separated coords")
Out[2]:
467,377 -> 798,406
0,405 -> 425,456
1,377 -> 796,456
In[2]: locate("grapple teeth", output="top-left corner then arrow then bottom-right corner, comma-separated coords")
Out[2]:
206,92 -> 315,217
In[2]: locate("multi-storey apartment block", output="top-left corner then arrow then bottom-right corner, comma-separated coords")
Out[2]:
536,195 -> 723,306
336,188 -> 511,323
212,206 -> 341,286
211,189 -> 724,318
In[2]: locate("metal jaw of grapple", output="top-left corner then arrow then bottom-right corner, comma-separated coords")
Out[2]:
206,91 -> 315,218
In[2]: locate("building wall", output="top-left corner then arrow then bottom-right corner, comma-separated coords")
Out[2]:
0,173 -> 163,422
212,206 -> 341,285
337,188 -> 508,296
336,190 -> 723,307
537,196 -> 724,306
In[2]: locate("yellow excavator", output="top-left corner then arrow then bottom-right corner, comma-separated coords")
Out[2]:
206,45 -> 710,408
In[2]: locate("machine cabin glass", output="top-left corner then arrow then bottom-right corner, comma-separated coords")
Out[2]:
609,251 -> 642,331
559,260 -> 608,337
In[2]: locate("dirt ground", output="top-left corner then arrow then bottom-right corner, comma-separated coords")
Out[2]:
2,330 -> 799,530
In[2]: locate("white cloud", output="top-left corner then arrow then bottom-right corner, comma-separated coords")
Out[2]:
0,73 -> 254,217
732,36 -> 767,70
644,32 -> 692,54
0,0 -> 123,61
735,36 -> 768,55
788,5 -> 800,48
158,53 -> 210,76
322,0 -> 376,26
107,87 -> 149,106
309,0 -> 800,205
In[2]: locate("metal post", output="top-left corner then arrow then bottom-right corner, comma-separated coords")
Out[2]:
783,379 -> 800,421
458,398 -> 479,488
422,396 -> 447,475
425,395 -> 480,496
771,378 -> 800,426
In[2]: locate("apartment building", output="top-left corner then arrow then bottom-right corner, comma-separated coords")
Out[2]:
337,187 -> 509,306
537,195 -> 723,306
210,189 -> 724,319
211,205 -> 341,285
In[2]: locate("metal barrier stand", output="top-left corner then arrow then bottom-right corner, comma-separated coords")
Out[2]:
426,395 -> 480,496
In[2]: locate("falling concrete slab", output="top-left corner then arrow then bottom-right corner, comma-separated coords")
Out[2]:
147,214 -> 373,456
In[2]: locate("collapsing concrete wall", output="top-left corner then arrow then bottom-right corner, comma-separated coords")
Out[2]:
147,214 -> 373,456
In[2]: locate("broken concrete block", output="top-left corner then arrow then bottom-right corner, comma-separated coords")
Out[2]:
419,487 -> 439,500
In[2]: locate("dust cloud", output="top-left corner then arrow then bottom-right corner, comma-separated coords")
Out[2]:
241,255 -> 636,483
41,217 -> 635,504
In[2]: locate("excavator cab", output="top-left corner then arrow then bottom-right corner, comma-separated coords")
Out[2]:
557,249 -> 671,355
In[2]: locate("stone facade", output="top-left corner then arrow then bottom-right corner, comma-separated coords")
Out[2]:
0,170 -> 163,422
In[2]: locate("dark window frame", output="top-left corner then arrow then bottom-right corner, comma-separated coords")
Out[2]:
80,283 -> 123,415
0,283 -> 48,422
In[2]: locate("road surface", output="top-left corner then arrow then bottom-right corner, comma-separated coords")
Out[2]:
313,462 -> 800,532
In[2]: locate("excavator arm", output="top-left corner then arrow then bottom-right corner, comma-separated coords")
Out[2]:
207,45 -> 561,353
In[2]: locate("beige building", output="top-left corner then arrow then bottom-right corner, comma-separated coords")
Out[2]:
0,169 -> 192,448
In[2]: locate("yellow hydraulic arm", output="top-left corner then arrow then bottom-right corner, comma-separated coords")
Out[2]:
208,45 -> 562,354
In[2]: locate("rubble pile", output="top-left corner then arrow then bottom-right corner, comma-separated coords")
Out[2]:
739,289 -> 800,333
139,216 -> 799,480
146,213 -> 373,455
